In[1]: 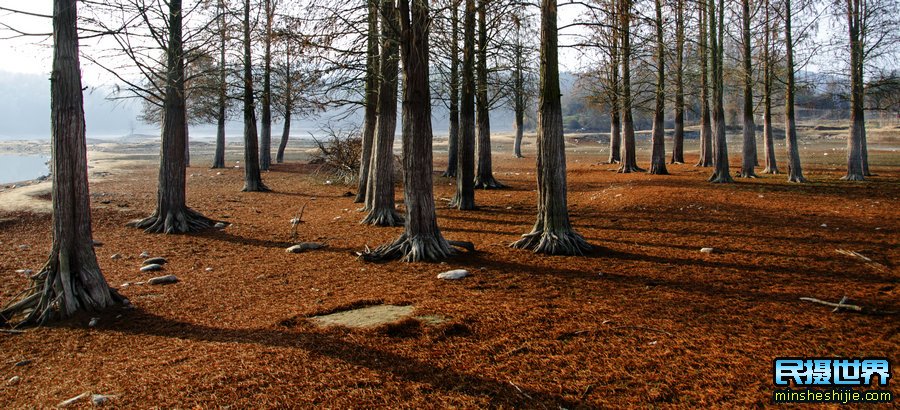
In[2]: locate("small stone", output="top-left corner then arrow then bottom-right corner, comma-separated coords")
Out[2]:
15,269 -> 33,276
92,240 -> 104,247
139,251 -> 150,258
88,317 -> 99,327
205,267 -> 214,272
57,392 -> 90,408
14,360 -> 31,367
147,275 -> 179,285
820,223 -> 827,228
7,376 -> 20,386
17,244 -> 29,251
142,257 -> 167,266
437,269 -> 470,280
214,222 -> 227,229
597,272 -> 604,277
140,264 -> 164,272
216,172 -> 223,175
91,394 -> 112,406
286,243 -> 326,253
110,254 -> 122,260
700,248 -> 715,254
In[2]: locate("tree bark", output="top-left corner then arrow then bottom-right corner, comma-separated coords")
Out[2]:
708,0 -> 733,183
450,0 -> 476,210
362,0 -> 403,226
738,0 -> 758,177
648,0 -> 667,175
761,0 -> 779,174
259,0 -> 274,171
618,0 -> 643,173
1,0 -> 123,326
473,0 -> 504,189
212,0 -> 227,169
364,0 -> 455,262
843,0 -> 866,181
784,0 -> 807,183
608,5 -> 621,165
512,0 -> 591,256
670,0 -> 685,164
696,0 -> 713,167
128,0 -> 216,233
276,45 -> 293,164
512,18 -> 526,159
444,0 -> 461,177
356,0 -> 380,200
241,0 -> 268,191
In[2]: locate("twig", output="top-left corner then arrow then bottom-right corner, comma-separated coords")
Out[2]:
1,329 -> 25,335
835,249 -> 889,273
608,325 -> 674,337
800,296 -> 863,312
508,381 -> 547,409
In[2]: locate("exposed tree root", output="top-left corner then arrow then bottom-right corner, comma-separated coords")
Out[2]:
1,263 -> 126,327
242,180 -> 271,192
360,208 -> 404,227
787,174 -> 808,183
648,165 -> 668,175
514,153 -> 525,159
841,174 -> 865,181
694,160 -> 713,167
448,193 -> 475,210
670,160 -> 685,165
761,167 -> 780,174
474,176 -> 506,189
511,229 -> 592,256
359,233 -> 458,263
617,164 -> 645,173
441,169 -> 457,178
127,207 -> 216,234
737,171 -> 759,178
708,172 -> 734,183
607,159 -> 620,164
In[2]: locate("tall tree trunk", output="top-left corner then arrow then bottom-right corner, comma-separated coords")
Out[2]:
362,0 -> 403,226
241,0 -> 268,191
618,0 -> 643,173
128,0 -> 216,232
451,0 -> 476,210
843,0 -> 866,181
356,0 -> 380,200
608,5 -> 621,165
259,0 -> 273,171
450,0 -> 475,210
670,0 -> 685,164
512,21 -> 526,159
473,0 -> 504,188
365,0 -> 459,262
212,0 -> 227,169
738,0 -> 758,177
444,0 -> 461,177
184,101 -> 190,168
696,0 -> 713,167
276,46 -> 293,164
708,0 -> 733,183
1,0 -> 123,326
761,0 -> 779,174
648,0 -> 667,175
784,0 -> 806,183
512,0 -> 591,256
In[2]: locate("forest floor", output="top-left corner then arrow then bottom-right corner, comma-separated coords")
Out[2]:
0,130 -> 898,408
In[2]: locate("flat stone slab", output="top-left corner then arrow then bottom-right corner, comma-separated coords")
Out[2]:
142,257 -> 167,266
286,243 -> 326,253
147,275 -> 179,285
310,305 -> 415,328
140,264 -> 164,272
437,269 -> 470,280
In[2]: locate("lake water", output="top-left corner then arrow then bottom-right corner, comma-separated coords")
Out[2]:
0,154 -> 50,185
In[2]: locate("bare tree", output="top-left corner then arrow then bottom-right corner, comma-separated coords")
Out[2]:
783,0 -> 807,182
1,0 -> 123,326
760,0 -> 779,173
241,0 -> 269,191
512,0 -> 591,256
670,0 -> 686,164
708,0 -> 733,183
259,0 -> 276,171
442,0 -> 461,177
211,0 -> 229,169
450,0 -> 477,210
355,0 -> 380,200
473,0 -> 505,189
738,0 -> 758,178
648,0 -> 668,175
696,0 -> 713,168
617,0 -> 644,173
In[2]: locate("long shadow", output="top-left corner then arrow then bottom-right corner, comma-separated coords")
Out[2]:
105,309 -> 578,408
194,230 -> 293,249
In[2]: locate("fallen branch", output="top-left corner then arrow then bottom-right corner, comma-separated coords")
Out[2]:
608,325 -> 674,337
800,296 -> 863,312
835,249 -> 889,273
447,240 -> 476,253
1,329 -> 25,335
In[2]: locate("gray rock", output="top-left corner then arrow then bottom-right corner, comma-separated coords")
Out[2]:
147,275 -> 179,285
15,269 -> 33,276
110,254 -> 122,260
17,244 -> 29,251
88,317 -> 99,328
140,264 -> 164,272
142,257 -> 167,266
14,360 -> 31,367
139,251 -> 150,258
91,394 -> 112,406
700,247 -> 715,254
286,243 -> 326,253
214,222 -> 227,229
57,392 -> 90,408
7,376 -> 20,386
92,240 -> 104,247
437,269 -> 470,280
205,267 -> 214,272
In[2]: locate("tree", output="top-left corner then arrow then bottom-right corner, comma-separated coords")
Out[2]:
1,0 -> 123,326
363,0 -> 464,262
450,0 -> 476,210
708,0 -> 733,183
128,0 -> 217,233
259,0 -> 276,171
784,0 -> 807,182
355,0 -> 380,200
211,0 -> 229,169
442,0 -> 461,177
473,0 -> 505,189
512,0 -> 591,256
362,0 -> 403,226
648,0 -> 668,175
607,0 -> 622,165
696,0 -> 713,168
760,0 -> 779,174
241,0 -> 269,191
738,0 -> 758,178
617,0 -> 643,173
670,0 -> 686,164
